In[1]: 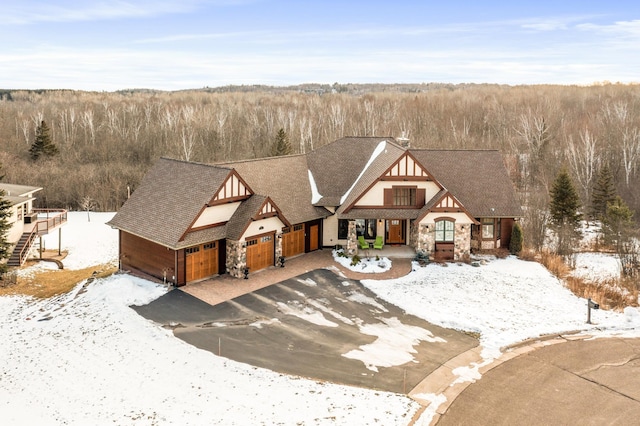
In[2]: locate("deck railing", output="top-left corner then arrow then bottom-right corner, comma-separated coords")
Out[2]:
14,209 -> 67,266
32,209 -> 68,235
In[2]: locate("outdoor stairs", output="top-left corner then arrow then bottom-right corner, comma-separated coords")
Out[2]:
7,232 -> 35,267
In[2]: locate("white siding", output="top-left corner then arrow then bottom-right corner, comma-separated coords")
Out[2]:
322,214 -> 339,246
419,212 -> 474,225
7,205 -> 24,244
355,181 -> 440,206
192,202 -> 241,228
241,217 -> 285,241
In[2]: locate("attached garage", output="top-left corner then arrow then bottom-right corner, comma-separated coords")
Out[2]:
185,241 -> 219,282
282,224 -> 305,257
246,232 -> 275,271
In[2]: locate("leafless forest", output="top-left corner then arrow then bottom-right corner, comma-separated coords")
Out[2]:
1,83 -> 639,225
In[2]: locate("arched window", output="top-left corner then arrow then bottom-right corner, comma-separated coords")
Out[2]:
435,219 -> 455,242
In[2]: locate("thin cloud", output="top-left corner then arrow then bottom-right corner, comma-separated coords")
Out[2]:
577,19 -> 640,36
2,0 -> 239,25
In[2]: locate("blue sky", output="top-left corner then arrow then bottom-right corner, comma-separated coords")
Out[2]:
1,0 -> 639,91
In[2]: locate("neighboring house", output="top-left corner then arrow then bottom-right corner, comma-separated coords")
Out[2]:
108,137 -> 522,285
1,183 -> 68,267
0,183 -> 42,245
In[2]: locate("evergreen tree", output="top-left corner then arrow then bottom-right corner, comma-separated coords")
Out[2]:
602,196 -> 634,247
549,168 -> 582,227
0,165 -> 13,274
549,168 -> 582,256
509,222 -> 523,255
29,120 -> 59,160
591,163 -> 616,220
271,128 -> 292,157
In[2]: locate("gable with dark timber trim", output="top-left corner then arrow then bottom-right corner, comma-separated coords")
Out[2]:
254,197 -> 291,226
418,191 -> 478,224
209,170 -> 253,205
382,152 -> 438,182
434,194 -> 462,211
343,152 -> 442,213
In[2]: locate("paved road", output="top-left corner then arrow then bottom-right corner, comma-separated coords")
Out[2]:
436,337 -> 640,425
135,269 -> 478,394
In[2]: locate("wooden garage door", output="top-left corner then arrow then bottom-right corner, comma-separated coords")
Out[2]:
185,242 -> 218,282
282,224 -> 305,257
246,233 -> 274,272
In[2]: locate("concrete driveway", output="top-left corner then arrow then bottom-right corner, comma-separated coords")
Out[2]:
436,337 -> 640,425
134,269 -> 478,394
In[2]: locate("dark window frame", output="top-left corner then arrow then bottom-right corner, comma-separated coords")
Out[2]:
435,219 -> 455,242
338,219 -> 377,240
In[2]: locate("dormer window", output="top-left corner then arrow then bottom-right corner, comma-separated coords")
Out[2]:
383,186 -> 425,208
394,187 -> 416,206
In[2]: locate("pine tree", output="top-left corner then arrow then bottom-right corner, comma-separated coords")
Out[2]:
602,196 -> 634,247
549,168 -> 582,257
29,120 -> 59,160
0,165 -> 13,274
509,222 -> 523,255
271,128 -> 292,157
591,163 -> 616,221
549,168 -> 582,227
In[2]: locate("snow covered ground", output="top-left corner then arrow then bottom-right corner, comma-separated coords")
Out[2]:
2,212 -> 639,425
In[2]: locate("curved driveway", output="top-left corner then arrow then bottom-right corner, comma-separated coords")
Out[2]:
436,337 -> 640,425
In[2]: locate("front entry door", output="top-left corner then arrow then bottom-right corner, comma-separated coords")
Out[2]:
386,219 -> 406,244
309,224 -> 319,251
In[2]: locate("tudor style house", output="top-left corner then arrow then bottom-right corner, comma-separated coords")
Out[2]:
108,137 -> 522,285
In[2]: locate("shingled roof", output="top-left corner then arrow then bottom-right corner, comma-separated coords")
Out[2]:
219,154 -> 330,226
411,150 -> 523,218
0,183 -> 41,207
307,137 -> 404,207
107,158 -> 234,249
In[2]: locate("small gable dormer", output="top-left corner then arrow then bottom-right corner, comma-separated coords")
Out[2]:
434,194 -> 462,211
383,152 -> 435,181
254,198 -> 282,221
210,170 -> 253,205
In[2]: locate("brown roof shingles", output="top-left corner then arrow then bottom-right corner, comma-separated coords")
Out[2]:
219,154 -> 330,226
108,158 -> 233,249
411,150 -> 523,218
308,136 -> 403,206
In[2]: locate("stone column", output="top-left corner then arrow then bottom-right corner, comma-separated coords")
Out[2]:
226,240 -> 247,278
417,224 -> 434,258
275,233 -> 283,264
454,224 -> 471,260
346,220 -> 357,255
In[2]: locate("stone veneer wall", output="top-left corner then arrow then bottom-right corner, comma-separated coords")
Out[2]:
454,224 -> 471,260
226,239 -> 246,278
416,224 -> 435,258
417,223 -> 471,260
346,220 -> 357,255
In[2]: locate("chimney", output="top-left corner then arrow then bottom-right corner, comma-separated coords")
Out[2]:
397,131 -> 410,148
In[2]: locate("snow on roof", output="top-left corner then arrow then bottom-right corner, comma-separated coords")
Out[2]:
307,169 -> 322,204
340,140 -> 387,205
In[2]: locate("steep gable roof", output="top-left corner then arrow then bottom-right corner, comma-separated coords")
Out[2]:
411,150 -> 522,218
225,195 -> 290,240
108,157 -> 237,249
219,154 -> 330,225
307,136 -> 405,206
416,189 -> 478,223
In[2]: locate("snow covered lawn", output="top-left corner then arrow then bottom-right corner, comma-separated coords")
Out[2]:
1,212 -> 640,425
